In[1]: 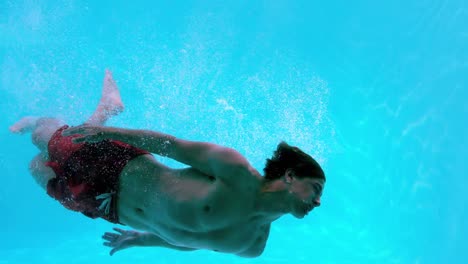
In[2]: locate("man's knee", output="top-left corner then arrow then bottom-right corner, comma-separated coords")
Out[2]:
31,128 -> 49,152
31,119 -> 64,151
29,155 -> 54,190
29,155 -> 41,171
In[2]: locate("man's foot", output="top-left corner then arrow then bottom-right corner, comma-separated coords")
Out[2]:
9,116 -> 39,134
100,69 -> 124,116
85,70 -> 125,125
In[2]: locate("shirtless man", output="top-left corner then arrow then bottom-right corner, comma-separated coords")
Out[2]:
10,70 -> 326,258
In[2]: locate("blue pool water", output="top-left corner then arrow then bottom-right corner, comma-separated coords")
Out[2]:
1,1 -> 467,263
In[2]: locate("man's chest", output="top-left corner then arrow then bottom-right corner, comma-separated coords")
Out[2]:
160,181 -> 256,230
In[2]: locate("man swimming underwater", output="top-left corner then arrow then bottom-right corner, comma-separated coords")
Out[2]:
10,70 -> 325,257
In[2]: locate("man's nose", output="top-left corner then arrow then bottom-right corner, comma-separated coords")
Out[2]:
313,197 -> 321,207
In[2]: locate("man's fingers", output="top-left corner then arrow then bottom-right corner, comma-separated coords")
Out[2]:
72,135 -> 103,144
62,127 -> 86,136
103,242 -> 113,247
103,232 -> 112,237
102,233 -> 119,240
61,128 -> 75,136
71,137 -> 87,143
113,227 -> 126,234
110,248 -> 119,256
103,232 -> 119,238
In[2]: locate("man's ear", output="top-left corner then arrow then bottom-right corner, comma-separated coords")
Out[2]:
284,169 -> 295,184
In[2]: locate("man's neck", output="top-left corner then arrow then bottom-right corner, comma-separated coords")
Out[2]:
253,180 -> 291,221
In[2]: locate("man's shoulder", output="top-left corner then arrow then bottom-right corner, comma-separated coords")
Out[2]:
219,163 -> 262,189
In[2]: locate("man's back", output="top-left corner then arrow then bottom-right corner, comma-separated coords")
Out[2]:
117,153 -> 271,255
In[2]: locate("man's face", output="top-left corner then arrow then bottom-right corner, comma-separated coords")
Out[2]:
288,175 -> 325,219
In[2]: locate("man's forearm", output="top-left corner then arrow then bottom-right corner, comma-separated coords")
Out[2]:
138,232 -> 197,251
105,127 -> 176,156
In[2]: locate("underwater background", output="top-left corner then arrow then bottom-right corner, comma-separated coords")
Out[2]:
1,0 -> 467,263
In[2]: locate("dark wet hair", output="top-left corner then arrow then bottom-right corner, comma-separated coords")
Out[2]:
263,141 -> 325,181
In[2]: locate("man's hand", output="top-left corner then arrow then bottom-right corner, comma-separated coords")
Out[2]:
62,125 -> 111,144
102,227 -> 142,256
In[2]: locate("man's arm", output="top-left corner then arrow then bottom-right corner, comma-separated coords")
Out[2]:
236,224 -> 271,258
64,126 -> 259,184
139,232 -> 197,251
103,228 -> 197,256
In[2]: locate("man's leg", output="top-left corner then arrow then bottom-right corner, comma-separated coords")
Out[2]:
10,117 -> 64,154
10,69 -> 125,189
10,70 -> 124,148
29,154 -> 56,190
10,117 -> 64,190
85,69 -> 124,126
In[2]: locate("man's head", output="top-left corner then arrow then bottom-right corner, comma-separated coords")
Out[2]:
263,141 -> 326,218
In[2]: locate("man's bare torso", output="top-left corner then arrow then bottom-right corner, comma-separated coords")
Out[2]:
117,154 -> 270,255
